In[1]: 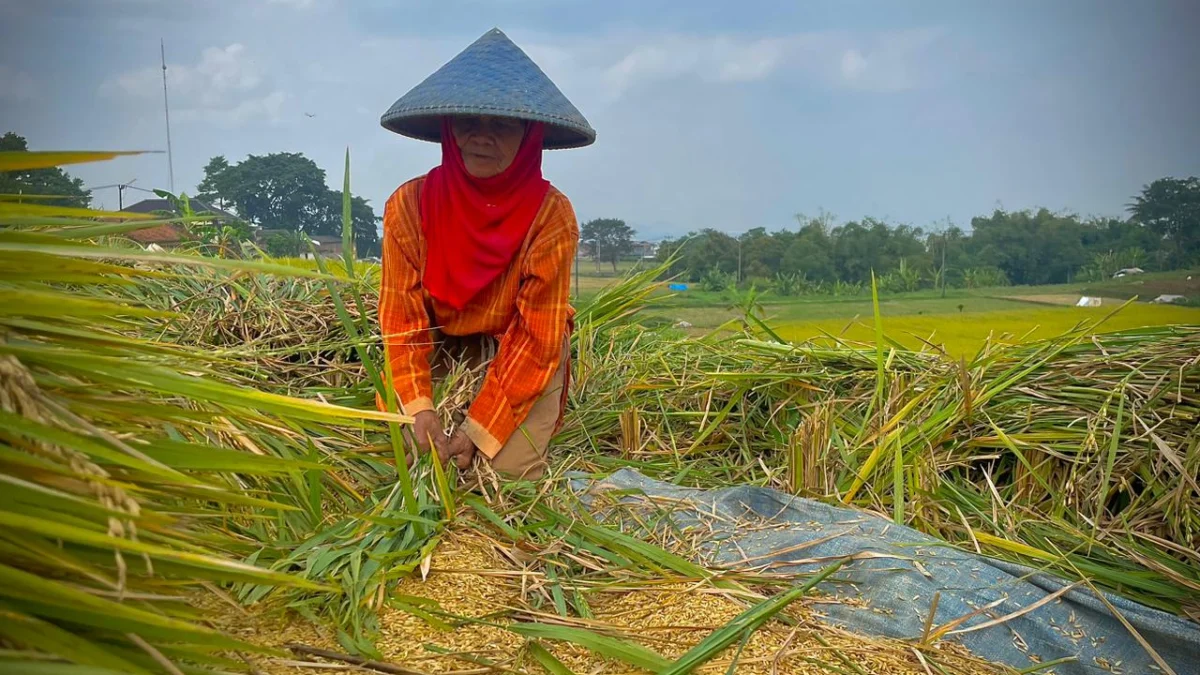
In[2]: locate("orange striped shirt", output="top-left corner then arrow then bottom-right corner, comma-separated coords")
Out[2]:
377,176 -> 578,458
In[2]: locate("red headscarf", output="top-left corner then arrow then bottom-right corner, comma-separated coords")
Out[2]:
420,118 -> 551,310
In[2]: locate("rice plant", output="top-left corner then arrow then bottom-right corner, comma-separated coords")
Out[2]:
4,147 -> 1196,674
0,149 -> 406,671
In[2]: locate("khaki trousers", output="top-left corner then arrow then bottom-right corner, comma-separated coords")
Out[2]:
430,333 -> 568,481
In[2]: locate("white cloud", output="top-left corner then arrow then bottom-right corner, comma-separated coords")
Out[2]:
178,89 -> 289,126
830,27 -> 946,92
266,0 -> 316,8
600,35 -> 790,96
0,64 -> 38,102
343,27 -> 947,121
102,44 -> 287,126
840,49 -> 867,80
714,37 -> 791,82
589,28 -> 947,99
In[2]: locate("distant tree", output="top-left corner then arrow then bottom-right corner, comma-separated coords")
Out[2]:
925,222 -> 969,291
738,228 -> 780,280
773,271 -> 803,296
658,229 -> 739,281
196,152 -> 381,258
962,267 -> 1009,289
195,155 -> 233,209
831,220 -> 887,283
315,190 -> 382,258
1128,177 -> 1200,267
205,153 -> 328,231
968,208 -> 1087,286
581,218 -> 634,272
782,216 -> 836,281
701,266 -> 733,292
264,231 -> 307,257
0,132 -> 91,207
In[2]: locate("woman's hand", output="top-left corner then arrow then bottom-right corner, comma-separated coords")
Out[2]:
411,410 -> 447,458
443,430 -> 477,469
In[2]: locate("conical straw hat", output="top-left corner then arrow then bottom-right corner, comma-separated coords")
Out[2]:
381,28 -> 595,150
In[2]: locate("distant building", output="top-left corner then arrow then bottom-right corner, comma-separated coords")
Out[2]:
307,235 -> 343,259
1113,267 -> 1145,278
254,229 -> 348,258
632,241 -> 659,259
119,198 -> 238,248
125,223 -> 192,247
121,198 -> 237,222
577,240 -> 658,259
1151,294 -> 1187,305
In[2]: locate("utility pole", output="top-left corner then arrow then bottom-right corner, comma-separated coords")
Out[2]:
737,236 -> 743,285
940,236 -> 947,298
161,39 -> 175,193
84,179 -> 137,211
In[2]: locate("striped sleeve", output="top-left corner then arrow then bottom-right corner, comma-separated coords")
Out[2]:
376,183 -> 435,416
461,192 -> 578,457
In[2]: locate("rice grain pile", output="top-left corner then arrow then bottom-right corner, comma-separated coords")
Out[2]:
209,524 -> 1009,674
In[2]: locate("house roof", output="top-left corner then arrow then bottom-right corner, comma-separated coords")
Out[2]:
311,235 -> 342,244
121,198 -> 237,221
126,223 -> 190,244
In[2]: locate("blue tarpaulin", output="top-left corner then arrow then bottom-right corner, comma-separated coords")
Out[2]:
575,469 -> 1200,675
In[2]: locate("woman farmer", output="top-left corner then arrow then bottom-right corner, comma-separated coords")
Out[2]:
376,29 -> 595,480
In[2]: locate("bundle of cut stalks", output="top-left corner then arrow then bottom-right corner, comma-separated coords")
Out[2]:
116,270 -> 378,394
559,319 -> 1200,620
124,254 -> 1200,622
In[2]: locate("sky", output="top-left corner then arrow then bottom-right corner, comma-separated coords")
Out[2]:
2,0 -> 1198,240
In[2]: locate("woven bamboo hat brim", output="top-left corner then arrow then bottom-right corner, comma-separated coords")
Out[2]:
380,28 -> 595,150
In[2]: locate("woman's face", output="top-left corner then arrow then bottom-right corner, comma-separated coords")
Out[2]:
450,115 -> 527,178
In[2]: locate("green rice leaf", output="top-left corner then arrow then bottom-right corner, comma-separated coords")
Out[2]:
527,641 -> 577,675
510,623 -> 670,671
0,609 -> 149,673
660,559 -> 847,675
0,513 -> 331,589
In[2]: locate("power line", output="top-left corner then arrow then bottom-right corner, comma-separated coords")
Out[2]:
85,179 -> 139,210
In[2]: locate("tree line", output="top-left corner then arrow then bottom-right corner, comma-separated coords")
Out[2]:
653,177 -> 1199,294
5,129 -> 1196,280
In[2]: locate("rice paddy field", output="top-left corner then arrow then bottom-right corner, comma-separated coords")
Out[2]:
570,265 -> 1200,358
774,303 -> 1200,357
3,152 -> 1198,675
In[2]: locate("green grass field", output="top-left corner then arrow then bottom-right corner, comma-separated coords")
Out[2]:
570,265 -> 1200,357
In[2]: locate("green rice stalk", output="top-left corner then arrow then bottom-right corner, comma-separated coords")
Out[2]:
660,558 -> 847,675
